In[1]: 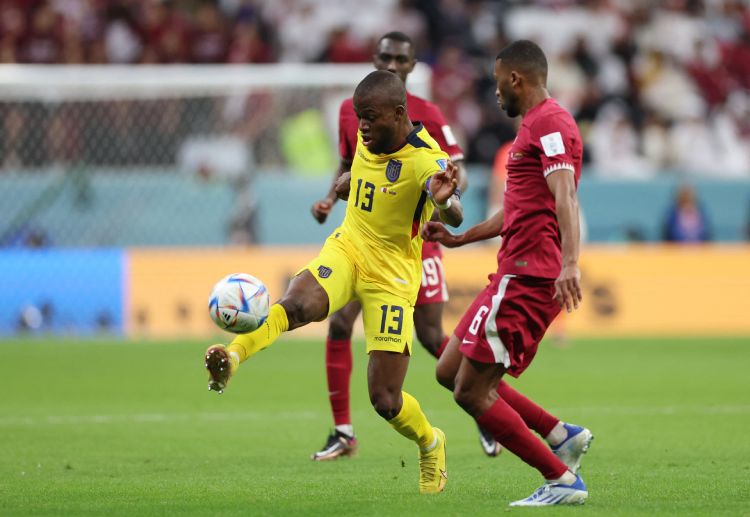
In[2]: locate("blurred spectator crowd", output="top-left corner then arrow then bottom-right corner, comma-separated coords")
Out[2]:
1,0 -> 749,176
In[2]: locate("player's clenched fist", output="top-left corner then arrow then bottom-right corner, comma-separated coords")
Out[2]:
311,198 -> 334,224
421,221 -> 460,247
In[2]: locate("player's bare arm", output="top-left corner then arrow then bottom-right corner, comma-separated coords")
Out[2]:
311,158 -> 353,223
334,170 -> 352,200
427,165 -> 462,227
546,169 -> 582,312
422,208 -> 504,248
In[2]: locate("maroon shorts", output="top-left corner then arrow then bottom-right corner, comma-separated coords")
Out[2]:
416,241 -> 448,305
454,273 -> 560,377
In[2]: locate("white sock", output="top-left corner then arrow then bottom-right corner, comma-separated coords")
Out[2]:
547,470 -> 576,485
545,421 -> 567,446
228,351 -> 241,370
335,424 -> 354,438
420,434 -> 438,452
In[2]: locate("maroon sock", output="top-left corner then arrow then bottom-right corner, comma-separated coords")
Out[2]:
435,336 -> 449,358
476,397 -> 568,480
496,380 -> 559,437
325,338 -> 352,427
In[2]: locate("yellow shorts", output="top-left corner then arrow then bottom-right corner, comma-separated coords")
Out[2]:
301,234 -> 415,355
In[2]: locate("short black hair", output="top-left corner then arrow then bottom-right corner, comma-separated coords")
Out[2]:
378,31 -> 414,48
496,40 -> 548,82
354,70 -> 406,106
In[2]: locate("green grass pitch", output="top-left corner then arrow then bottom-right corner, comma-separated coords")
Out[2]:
1,336 -> 748,516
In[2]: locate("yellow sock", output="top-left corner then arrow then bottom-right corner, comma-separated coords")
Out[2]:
388,391 -> 436,450
227,304 -> 289,366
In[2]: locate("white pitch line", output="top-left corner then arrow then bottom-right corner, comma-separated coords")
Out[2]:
0,405 -> 748,427
0,410 -> 319,427
548,405 -> 750,416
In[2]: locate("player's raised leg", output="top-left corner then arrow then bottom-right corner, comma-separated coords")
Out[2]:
206,238 -> 355,393
312,300 -> 362,460
205,270 -> 330,392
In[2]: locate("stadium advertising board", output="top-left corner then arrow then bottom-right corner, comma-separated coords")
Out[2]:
0,249 -> 124,334
125,245 -> 750,339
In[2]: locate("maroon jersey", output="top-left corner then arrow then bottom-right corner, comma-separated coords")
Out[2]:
499,98 -> 582,279
338,91 -> 464,163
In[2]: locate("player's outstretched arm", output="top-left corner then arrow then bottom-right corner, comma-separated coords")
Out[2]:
311,159 -> 353,223
546,169 -> 582,312
422,209 -> 504,248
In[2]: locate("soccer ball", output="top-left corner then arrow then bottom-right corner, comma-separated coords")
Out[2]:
208,273 -> 270,334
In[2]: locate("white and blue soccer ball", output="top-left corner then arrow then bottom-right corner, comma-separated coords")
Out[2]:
208,273 -> 270,334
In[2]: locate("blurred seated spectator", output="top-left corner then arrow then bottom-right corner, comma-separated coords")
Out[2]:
227,19 -> 272,63
662,184 -> 712,243
589,103 -> 656,179
319,26 -> 370,63
189,1 -> 229,63
19,1 -> 63,63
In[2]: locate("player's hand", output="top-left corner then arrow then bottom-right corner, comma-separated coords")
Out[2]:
311,198 -> 335,224
421,221 -> 462,247
429,161 -> 458,206
554,264 -> 582,313
334,171 -> 352,201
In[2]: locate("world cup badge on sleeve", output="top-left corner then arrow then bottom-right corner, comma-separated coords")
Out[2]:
385,159 -> 402,182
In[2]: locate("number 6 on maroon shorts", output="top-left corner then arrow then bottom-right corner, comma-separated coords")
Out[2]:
455,273 -> 562,377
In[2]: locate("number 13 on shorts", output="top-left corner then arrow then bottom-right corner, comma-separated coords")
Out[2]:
360,287 -> 415,354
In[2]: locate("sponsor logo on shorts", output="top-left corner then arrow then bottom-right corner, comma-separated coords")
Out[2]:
435,158 -> 448,170
317,266 -> 332,279
374,335 -> 401,343
515,260 -> 528,267
385,159 -> 402,182
424,288 -> 441,298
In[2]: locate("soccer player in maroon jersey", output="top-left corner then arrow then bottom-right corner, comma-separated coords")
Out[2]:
423,40 -> 593,506
309,31 -> 502,460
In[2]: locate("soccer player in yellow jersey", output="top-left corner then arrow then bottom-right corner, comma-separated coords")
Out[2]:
204,70 -> 463,494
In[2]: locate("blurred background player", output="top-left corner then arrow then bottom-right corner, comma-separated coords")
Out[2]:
206,70 -> 462,494
424,40 -> 593,506
309,31 -> 501,460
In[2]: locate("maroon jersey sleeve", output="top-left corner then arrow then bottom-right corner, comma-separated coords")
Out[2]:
423,108 -> 464,161
411,98 -> 464,161
528,113 -> 581,178
338,98 -> 358,162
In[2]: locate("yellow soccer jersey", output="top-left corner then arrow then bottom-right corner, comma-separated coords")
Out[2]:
336,123 -> 450,302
